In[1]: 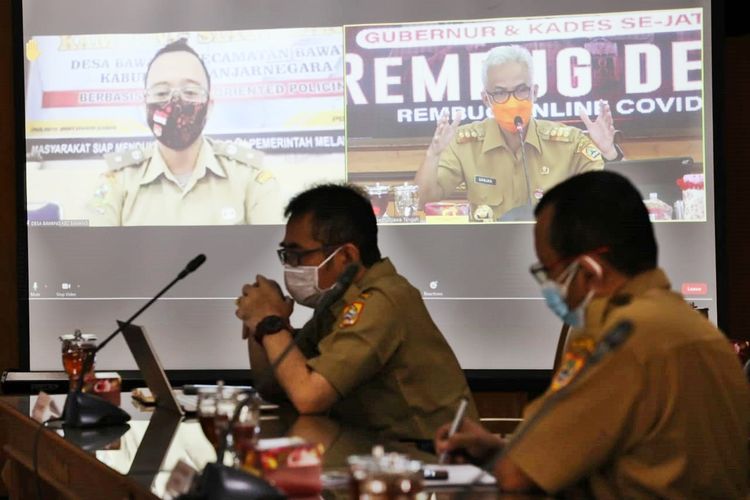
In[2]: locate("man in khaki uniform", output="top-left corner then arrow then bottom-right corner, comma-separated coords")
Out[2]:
88,38 -> 281,226
436,172 -> 750,497
90,139 -> 280,226
235,184 -> 476,440
415,45 -> 621,221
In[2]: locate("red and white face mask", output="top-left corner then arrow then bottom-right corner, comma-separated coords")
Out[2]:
147,97 -> 208,151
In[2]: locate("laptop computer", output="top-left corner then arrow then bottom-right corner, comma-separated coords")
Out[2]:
119,321 -> 274,414
119,321 -> 184,415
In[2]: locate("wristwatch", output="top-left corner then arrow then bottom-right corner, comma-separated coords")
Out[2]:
606,144 -> 625,162
253,315 -> 288,344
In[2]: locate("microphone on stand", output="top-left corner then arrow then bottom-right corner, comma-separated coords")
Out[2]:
514,115 -> 534,209
314,262 -> 360,317
63,254 -> 207,428
96,254 -> 206,353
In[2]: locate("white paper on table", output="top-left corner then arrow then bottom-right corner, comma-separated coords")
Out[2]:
423,464 -> 496,486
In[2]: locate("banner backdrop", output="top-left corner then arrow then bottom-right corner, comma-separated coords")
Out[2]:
25,28 -> 345,159
345,8 -> 703,141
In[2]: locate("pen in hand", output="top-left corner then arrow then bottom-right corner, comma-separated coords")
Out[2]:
438,397 -> 469,464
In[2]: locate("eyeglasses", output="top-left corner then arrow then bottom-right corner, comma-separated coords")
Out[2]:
529,259 -> 570,285
145,84 -> 208,104
276,245 -> 341,267
486,85 -> 532,105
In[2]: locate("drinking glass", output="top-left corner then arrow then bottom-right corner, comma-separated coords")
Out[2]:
393,183 -> 419,218
197,388 -> 235,453
231,392 -> 261,468
60,330 -> 97,392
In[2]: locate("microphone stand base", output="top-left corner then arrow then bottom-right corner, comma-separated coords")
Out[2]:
62,392 -> 131,428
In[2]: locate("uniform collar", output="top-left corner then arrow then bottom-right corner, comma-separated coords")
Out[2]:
331,258 -> 397,312
585,267 -> 671,332
481,116 -> 543,155
140,138 -> 227,186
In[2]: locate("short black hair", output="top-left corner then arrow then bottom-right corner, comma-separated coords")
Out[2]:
285,184 -> 382,267
145,38 -> 211,91
534,171 -> 657,276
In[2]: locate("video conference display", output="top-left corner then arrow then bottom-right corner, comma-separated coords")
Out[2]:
22,0 -> 716,371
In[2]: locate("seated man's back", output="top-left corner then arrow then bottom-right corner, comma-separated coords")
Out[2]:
508,268 -> 750,497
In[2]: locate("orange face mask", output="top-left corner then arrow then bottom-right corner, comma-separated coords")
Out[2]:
491,96 -> 533,134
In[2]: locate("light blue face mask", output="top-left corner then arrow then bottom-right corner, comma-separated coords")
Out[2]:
540,260 -> 594,328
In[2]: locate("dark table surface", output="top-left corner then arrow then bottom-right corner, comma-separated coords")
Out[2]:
0,392 -> 531,499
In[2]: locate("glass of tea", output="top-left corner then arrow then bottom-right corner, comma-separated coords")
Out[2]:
59,329 -> 97,392
231,392 -> 261,468
393,183 -> 420,218
366,183 -> 391,220
197,384 -> 240,459
348,449 -> 424,500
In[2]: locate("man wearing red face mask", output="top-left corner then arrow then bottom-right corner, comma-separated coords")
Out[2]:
415,45 -> 622,222
88,38 -> 281,226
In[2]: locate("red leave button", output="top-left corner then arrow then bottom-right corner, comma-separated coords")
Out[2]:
681,282 -> 708,295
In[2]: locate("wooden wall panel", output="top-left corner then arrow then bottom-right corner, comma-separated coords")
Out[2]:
723,35 -> 750,339
0,1 -> 19,377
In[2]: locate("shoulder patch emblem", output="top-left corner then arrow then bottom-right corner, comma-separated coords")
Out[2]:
580,144 -> 603,161
339,301 -> 365,328
551,335 -> 595,392
255,170 -> 274,184
551,352 -> 586,392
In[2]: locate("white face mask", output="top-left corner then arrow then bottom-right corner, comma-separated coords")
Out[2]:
283,246 -> 343,308
539,256 -> 602,328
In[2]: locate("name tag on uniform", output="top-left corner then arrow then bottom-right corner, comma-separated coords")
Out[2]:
474,175 -> 496,185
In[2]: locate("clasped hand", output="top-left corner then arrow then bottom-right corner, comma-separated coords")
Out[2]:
235,275 -> 293,339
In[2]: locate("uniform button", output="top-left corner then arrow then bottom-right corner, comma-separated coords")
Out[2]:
132,150 -> 142,161
611,294 -> 632,306
227,144 -> 238,155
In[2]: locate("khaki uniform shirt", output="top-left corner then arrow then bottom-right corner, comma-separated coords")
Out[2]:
88,138 -> 282,226
507,268 -> 750,498
437,118 -> 604,221
296,258 -> 477,440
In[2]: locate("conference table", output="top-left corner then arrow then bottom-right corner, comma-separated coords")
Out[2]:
0,392 -> 523,499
